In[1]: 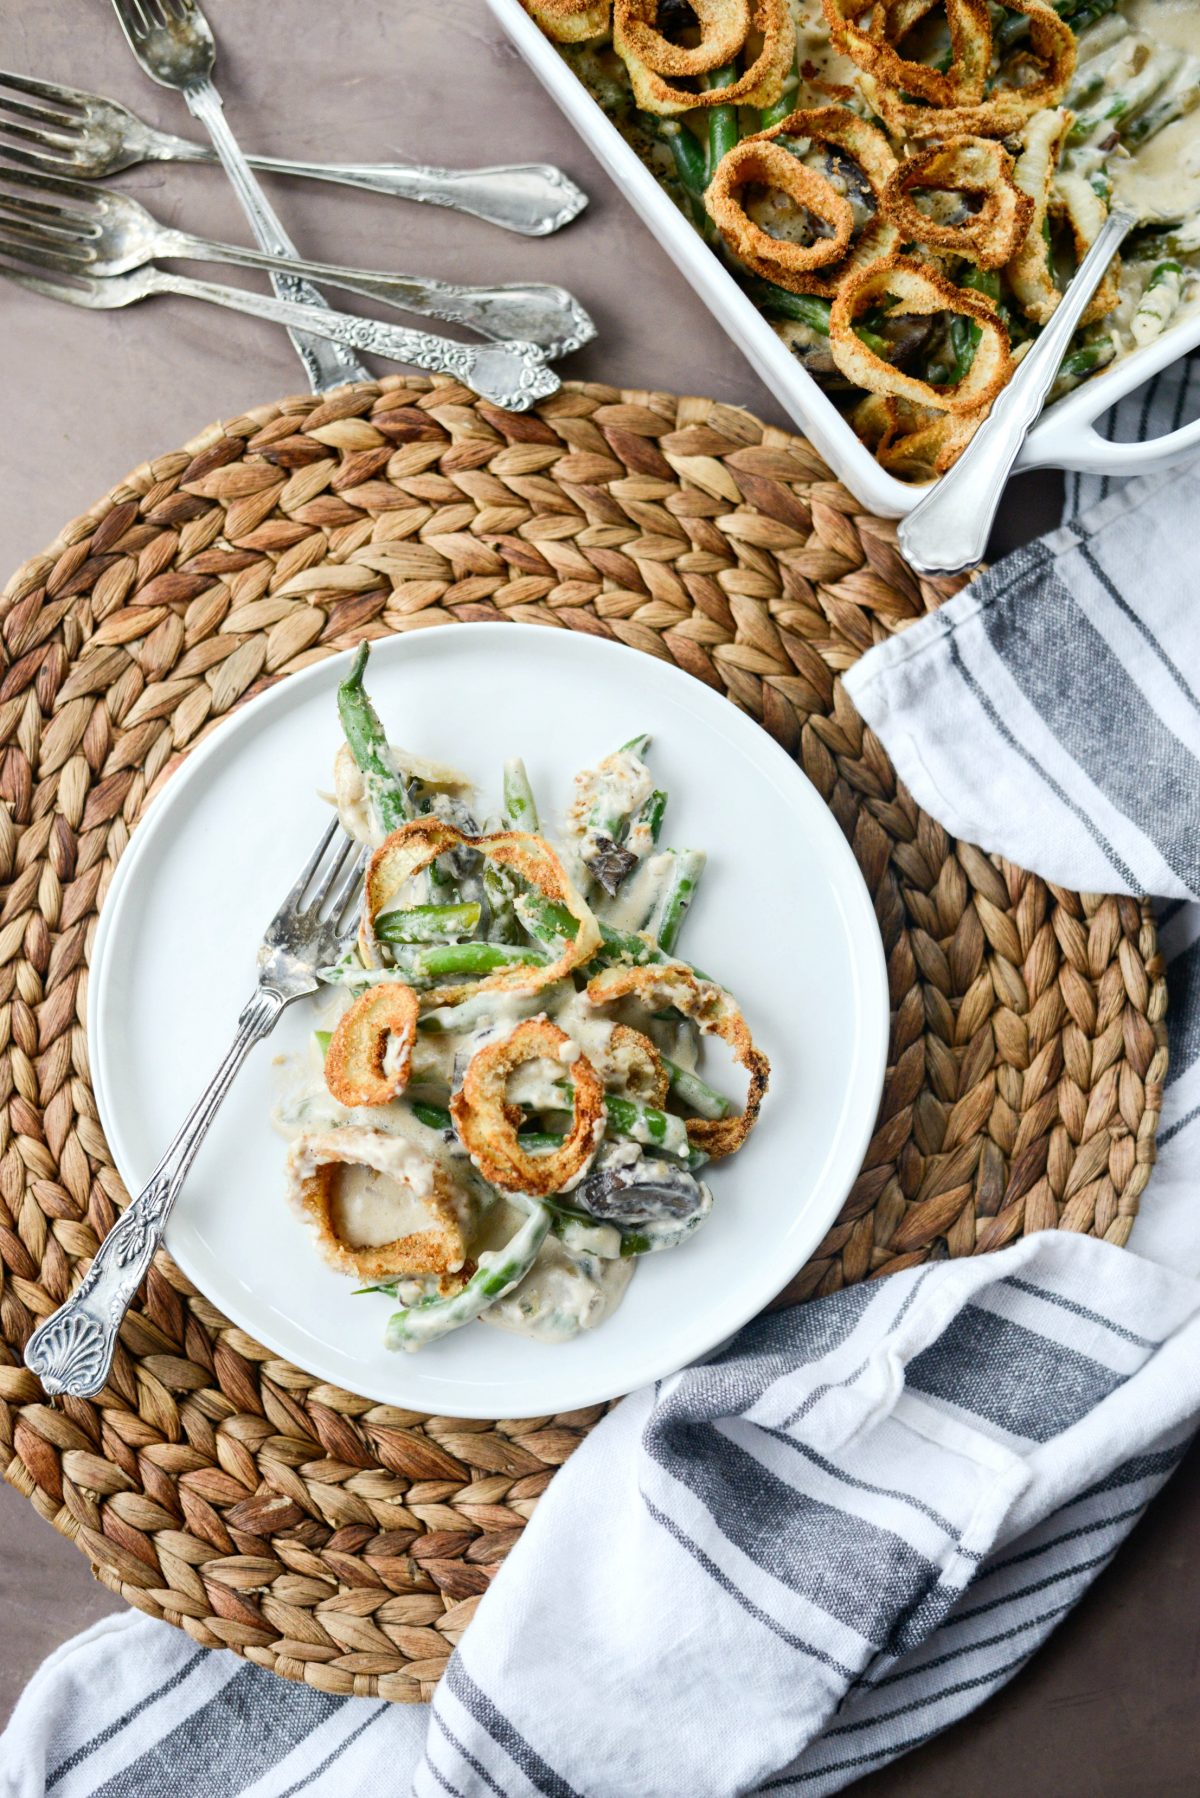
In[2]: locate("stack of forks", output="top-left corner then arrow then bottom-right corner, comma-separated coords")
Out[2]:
0,0 -> 596,411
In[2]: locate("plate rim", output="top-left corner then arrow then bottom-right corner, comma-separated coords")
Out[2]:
88,623 -> 890,1416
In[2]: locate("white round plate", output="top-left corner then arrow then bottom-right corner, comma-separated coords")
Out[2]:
90,625 -> 888,1417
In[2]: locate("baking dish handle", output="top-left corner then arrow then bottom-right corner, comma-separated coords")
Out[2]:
1017,371 -> 1200,475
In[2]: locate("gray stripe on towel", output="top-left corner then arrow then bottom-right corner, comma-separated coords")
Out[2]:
906,1307 -> 1125,1441
644,1419 -> 942,1643
978,546 -> 1200,893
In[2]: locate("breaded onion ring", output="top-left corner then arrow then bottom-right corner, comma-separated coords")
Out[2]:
852,393 -> 985,480
325,983 -> 419,1108
615,0 -> 793,114
594,1023 -> 669,1105
823,0 -> 990,110
285,1127 -> 469,1280
1006,108 -> 1073,327
362,818 -> 601,1006
872,0 -> 1074,139
585,963 -> 769,1157
450,1018 -> 606,1195
708,107 -> 898,297
616,0 -> 749,76
706,140 -> 854,285
882,138 -> 1034,269
1051,173 -> 1120,327
829,255 -> 1012,416
523,0 -> 611,41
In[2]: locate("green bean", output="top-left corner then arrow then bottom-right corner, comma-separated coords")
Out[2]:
659,120 -> 707,198
1132,261 -> 1184,347
557,1081 -> 694,1161
1057,336 -> 1116,380
649,849 -> 705,955
375,902 -> 482,944
385,1197 -> 550,1349
391,941 -> 548,982
1002,0 -> 1116,46
632,788 -> 667,845
1123,78 -> 1200,150
410,1100 -> 566,1155
704,64 -> 740,180
516,890 -> 671,969
483,863 -> 521,942
1068,49 -> 1182,144
758,53 -> 798,131
941,267 -> 1001,386
502,757 -> 540,831
545,1201 -> 623,1258
660,1055 -> 732,1120
741,277 -> 892,358
337,642 -> 410,836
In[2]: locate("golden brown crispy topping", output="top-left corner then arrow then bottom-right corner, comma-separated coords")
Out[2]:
829,254 -> 1012,416
614,0 -> 794,114
706,107 -> 898,297
522,0 -> 612,43
285,1129 -> 469,1280
585,962 -> 769,1156
325,984 -> 419,1109
882,137 -> 1034,269
361,818 -> 601,1006
450,1018 -> 607,1195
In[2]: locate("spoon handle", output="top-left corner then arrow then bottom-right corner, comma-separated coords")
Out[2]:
897,208 -> 1134,577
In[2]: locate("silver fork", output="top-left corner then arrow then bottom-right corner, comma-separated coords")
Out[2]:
110,0 -> 368,394
0,254 -> 560,411
0,166 -> 596,358
25,818 -> 366,1400
0,68 -> 586,236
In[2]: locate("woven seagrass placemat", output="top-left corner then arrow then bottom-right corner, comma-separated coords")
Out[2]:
0,377 -> 1167,1701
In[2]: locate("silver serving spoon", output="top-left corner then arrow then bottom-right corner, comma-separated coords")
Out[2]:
897,207 -> 1140,575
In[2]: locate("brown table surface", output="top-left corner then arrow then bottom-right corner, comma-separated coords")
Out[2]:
2,3 -> 1196,1787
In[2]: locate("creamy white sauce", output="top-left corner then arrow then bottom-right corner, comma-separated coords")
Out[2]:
280,736 -> 736,1350
481,1237 -> 634,1343
332,1162 -> 433,1247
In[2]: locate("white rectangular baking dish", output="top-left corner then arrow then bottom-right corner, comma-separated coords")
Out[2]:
490,0 -> 1200,517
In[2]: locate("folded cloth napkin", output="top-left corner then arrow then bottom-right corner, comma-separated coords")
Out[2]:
6,365 -> 1200,1798
6,1229 -> 1200,1798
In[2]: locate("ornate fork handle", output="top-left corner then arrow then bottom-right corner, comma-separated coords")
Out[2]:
25,987 -> 284,1398
183,77 -> 369,393
145,267 -> 559,410
237,157 -> 588,237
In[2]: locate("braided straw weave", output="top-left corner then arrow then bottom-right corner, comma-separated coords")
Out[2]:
0,378 -> 1166,1700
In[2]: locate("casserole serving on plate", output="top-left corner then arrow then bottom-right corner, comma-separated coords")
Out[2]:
490,0 -> 1200,515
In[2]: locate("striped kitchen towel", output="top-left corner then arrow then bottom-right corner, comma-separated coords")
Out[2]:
6,367 -> 1200,1798
6,1226 -> 1200,1798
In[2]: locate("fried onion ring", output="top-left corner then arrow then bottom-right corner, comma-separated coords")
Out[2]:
852,393 -> 986,479
585,963 -> 769,1157
450,1018 -> 606,1195
829,255 -> 1012,415
1051,172 -> 1120,327
593,1023 -> 669,1105
362,819 -> 602,1006
708,107 -> 899,296
523,0 -> 611,41
1006,108 -> 1073,326
615,0 -> 748,76
882,138 -> 1034,269
706,140 -> 854,285
614,0 -> 793,114
325,983 -> 419,1108
872,0 -> 1074,139
823,0 -> 990,110
285,1127 -> 470,1280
